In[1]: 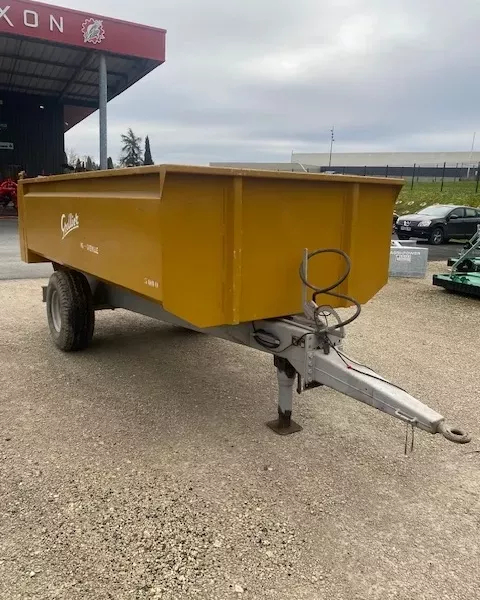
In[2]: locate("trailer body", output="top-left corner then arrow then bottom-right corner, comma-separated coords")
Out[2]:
18,165 -> 402,328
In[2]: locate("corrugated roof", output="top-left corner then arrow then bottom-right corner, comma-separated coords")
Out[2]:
0,33 -> 163,130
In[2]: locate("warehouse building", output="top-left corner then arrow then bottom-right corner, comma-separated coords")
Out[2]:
292,152 -> 480,179
211,151 -> 480,179
291,151 -> 480,168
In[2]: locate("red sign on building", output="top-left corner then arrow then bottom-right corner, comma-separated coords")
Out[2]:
0,0 -> 166,61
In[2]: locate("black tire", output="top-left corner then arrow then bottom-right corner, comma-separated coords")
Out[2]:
46,269 -> 95,352
429,226 -> 445,245
397,234 -> 410,240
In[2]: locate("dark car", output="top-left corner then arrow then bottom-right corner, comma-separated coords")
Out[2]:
395,204 -> 480,245
393,211 -> 399,233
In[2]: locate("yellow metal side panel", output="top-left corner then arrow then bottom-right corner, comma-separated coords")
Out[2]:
334,182 -> 360,306
238,178 -> 350,321
160,172 -> 238,328
17,181 -> 47,263
343,183 -> 398,304
237,177 -> 400,322
20,172 -> 164,301
17,178 -> 28,262
225,176 -> 243,324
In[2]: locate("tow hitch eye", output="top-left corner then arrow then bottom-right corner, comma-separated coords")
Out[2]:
438,422 -> 471,444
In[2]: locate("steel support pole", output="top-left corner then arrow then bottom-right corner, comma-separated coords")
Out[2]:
99,54 -> 108,170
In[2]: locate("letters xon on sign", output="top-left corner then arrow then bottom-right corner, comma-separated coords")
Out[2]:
0,0 -> 165,61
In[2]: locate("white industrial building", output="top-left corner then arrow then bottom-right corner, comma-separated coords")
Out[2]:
211,151 -> 480,179
291,152 -> 480,168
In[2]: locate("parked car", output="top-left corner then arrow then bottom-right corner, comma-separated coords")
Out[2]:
395,204 -> 480,245
392,211 -> 399,233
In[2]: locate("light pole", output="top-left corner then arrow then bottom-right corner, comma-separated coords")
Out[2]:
328,126 -> 335,168
99,53 -> 108,170
467,131 -> 476,179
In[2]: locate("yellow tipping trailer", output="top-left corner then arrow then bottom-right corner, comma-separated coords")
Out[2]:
19,165 -> 399,327
18,165 -> 470,446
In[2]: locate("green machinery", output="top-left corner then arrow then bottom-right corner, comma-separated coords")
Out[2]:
433,226 -> 480,296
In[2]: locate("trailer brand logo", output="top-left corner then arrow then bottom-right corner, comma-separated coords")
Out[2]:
81,18 -> 105,45
61,213 -> 79,240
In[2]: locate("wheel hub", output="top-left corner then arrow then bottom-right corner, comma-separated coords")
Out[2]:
51,289 -> 62,332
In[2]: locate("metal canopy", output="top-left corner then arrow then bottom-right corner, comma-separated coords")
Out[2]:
0,0 -> 165,170
0,33 -> 162,131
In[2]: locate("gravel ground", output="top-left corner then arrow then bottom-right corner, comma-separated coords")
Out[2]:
1,264 -> 479,600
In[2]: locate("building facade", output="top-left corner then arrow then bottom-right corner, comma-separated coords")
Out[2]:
211,152 -> 480,180
291,151 -> 480,168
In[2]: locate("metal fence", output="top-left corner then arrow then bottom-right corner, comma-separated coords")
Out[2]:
315,162 -> 480,192
212,161 -> 480,192
319,162 -> 473,178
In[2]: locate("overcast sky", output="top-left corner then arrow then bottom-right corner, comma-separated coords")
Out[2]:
44,0 -> 480,164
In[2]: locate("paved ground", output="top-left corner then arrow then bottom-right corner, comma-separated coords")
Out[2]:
391,233 -> 465,262
0,220 -> 52,280
422,241 -> 466,261
1,225 -> 479,599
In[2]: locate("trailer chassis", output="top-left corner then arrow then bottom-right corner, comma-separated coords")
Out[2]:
42,249 -> 471,448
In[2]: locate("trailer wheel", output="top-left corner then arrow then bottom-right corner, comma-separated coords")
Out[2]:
46,270 -> 95,351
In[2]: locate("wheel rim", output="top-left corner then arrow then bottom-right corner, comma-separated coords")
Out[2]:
433,229 -> 442,244
51,290 -> 62,333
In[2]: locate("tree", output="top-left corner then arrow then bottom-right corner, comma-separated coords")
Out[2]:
85,156 -> 93,171
62,151 -> 74,173
144,135 -> 154,165
119,128 -> 143,167
62,149 -> 78,172
66,147 -> 79,166
107,157 -> 114,170
75,158 -> 82,172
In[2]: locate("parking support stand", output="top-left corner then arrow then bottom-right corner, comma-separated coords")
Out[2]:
267,357 -> 303,435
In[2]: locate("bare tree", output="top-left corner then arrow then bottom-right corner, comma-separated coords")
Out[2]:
66,148 -> 79,166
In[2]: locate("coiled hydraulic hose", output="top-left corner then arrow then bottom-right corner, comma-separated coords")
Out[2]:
298,248 -> 362,331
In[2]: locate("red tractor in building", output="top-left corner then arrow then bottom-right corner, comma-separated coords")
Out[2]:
0,178 -> 18,213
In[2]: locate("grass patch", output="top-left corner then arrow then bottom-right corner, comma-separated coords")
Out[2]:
396,180 -> 480,215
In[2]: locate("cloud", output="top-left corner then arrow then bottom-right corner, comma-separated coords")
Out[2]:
51,0 -> 480,164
